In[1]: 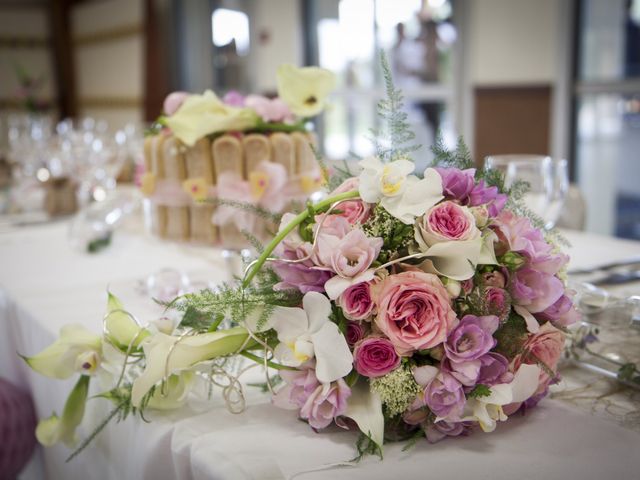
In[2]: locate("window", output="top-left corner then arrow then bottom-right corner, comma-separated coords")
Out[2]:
574,0 -> 640,239
211,8 -> 250,55
307,0 -> 457,170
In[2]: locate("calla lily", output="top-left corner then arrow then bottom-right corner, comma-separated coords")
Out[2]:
410,230 -> 498,281
343,379 -> 384,448
146,372 -> 194,410
165,90 -> 259,146
460,363 -> 540,432
276,64 -> 336,117
270,292 -> 353,383
36,375 -> 90,447
358,157 -> 443,224
104,292 -> 150,351
131,327 -> 253,407
23,324 -> 101,379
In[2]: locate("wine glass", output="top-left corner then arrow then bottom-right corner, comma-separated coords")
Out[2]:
484,154 -> 568,229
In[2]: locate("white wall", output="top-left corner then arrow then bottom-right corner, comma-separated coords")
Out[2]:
468,0 -> 559,85
71,0 -> 144,127
247,0 -> 302,93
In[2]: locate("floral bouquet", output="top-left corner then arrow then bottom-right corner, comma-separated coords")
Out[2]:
23,54 -> 579,460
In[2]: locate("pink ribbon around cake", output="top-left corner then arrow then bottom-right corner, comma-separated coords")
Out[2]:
144,161 -> 323,232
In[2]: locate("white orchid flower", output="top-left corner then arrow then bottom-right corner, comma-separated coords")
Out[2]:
460,364 -> 541,432
270,292 -> 353,383
131,327 -> 252,407
36,375 -> 90,447
23,324 -> 102,379
277,64 -> 336,117
358,157 -> 443,224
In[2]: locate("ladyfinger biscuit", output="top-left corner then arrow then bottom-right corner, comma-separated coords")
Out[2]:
144,135 -> 167,236
212,135 -> 246,248
161,136 -> 190,241
270,132 -> 295,175
185,138 -> 217,244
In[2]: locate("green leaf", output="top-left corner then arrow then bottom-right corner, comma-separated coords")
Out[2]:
467,384 -> 491,398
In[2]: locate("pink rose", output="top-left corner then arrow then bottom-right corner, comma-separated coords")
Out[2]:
329,178 -> 372,225
313,213 -> 351,238
353,337 -> 401,378
484,287 -> 510,320
513,322 -> 564,394
315,228 -> 382,278
416,201 -> 480,248
373,271 -> 458,353
163,91 -> 189,116
337,281 -> 376,321
346,321 -> 368,346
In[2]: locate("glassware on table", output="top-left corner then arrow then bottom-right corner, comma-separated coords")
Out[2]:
484,155 -> 569,229
67,187 -> 140,253
565,281 -> 640,389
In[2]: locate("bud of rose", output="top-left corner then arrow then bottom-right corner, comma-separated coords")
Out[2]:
346,321 -> 368,347
75,350 -> 100,375
470,205 -> 489,227
481,270 -> 506,288
500,251 -> 526,270
419,344 -> 445,361
461,278 -> 474,295
444,279 -> 462,298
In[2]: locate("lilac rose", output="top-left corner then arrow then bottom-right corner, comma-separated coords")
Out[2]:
273,366 -> 321,410
510,268 -> 564,313
273,247 -> 332,294
353,337 -> 401,378
424,371 -> 466,419
468,180 -> 507,217
444,314 -> 499,363
299,378 -> 351,430
434,167 -> 476,201
425,420 -> 473,443
538,293 -> 580,327
477,352 -> 513,386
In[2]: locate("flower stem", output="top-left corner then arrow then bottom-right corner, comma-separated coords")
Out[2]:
240,351 -> 298,371
242,190 -> 360,287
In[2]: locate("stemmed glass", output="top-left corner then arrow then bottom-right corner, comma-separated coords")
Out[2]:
484,154 -> 569,229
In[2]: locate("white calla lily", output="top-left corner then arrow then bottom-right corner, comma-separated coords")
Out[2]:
460,364 -> 541,432
146,372 -> 194,410
344,380 -> 384,448
131,327 -> 254,407
165,90 -> 258,146
23,324 -> 101,379
104,292 -> 150,351
358,157 -> 443,224
270,292 -> 353,383
36,375 -> 90,447
276,64 -> 336,117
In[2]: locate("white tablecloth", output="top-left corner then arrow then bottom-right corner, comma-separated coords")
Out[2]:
2,222 -> 640,480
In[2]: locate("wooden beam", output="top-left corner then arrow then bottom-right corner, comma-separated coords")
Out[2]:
144,0 -> 170,122
49,0 -> 76,119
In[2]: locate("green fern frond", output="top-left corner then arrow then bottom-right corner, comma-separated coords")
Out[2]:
370,51 -> 421,163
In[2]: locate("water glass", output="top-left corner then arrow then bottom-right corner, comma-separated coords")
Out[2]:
484,154 -> 568,229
